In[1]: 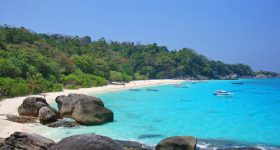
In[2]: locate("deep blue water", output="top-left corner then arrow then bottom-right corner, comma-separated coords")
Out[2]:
41,78 -> 280,149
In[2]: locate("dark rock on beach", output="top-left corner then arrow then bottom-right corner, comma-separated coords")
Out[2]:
3,132 -> 55,150
6,114 -> 37,123
115,140 -> 153,150
45,119 -> 79,128
55,93 -> 113,125
0,138 -> 5,148
49,134 -> 124,150
156,136 -> 197,150
18,97 -> 49,117
38,106 -> 58,125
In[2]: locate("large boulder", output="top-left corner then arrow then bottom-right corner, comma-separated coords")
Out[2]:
68,93 -> 105,106
18,97 -> 49,117
6,114 -> 38,123
4,132 -> 55,150
72,100 -> 113,125
55,93 -> 113,125
49,134 -> 124,150
38,106 -> 58,124
156,136 -> 197,150
55,93 -> 104,117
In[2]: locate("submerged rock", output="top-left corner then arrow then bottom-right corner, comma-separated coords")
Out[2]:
49,134 -> 124,150
55,93 -> 113,125
115,140 -> 153,150
138,134 -> 164,139
156,136 -> 197,150
217,147 -> 261,150
6,114 -> 38,123
45,119 -> 79,128
38,106 -> 58,125
4,132 -> 55,150
18,97 -> 49,117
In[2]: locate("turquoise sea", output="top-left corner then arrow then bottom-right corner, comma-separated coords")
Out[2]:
42,78 -> 280,149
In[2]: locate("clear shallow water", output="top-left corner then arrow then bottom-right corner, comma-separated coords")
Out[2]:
41,78 -> 280,149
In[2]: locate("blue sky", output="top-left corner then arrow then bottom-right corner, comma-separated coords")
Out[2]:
0,0 -> 279,72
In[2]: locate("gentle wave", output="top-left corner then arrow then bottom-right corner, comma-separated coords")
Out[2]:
196,139 -> 280,150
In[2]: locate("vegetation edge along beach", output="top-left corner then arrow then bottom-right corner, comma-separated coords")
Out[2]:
1,25 -> 279,99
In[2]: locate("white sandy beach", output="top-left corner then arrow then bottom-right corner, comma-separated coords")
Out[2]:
0,79 -> 185,138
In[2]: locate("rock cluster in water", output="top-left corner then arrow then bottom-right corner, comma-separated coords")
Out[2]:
55,94 -> 113,125
6,93 -> 114,127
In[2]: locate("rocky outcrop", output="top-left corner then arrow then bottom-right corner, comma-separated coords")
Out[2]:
18,97 -> 49,117
71,100 -> 113,125
3,132 -> 55,150
16,97 -> 60,125
6,114 -> 38,123
0,132 -> 267,150
55,94 -> 113,125
10,94 -> 112,126
156,136 -> 197,150
115,140 -> 153,150
49,134 -> 124,150
38,106 -> 58,124
45,119 -> 79,128
55,93 -> 104,117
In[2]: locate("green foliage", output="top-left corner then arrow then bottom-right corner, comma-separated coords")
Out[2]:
122,73 -> 133,82
72,55 -> 109,78
0,58 -> 22,77
0,25 -> 266,98
109,71 -> 123,81
0,25 -> 38,44
109,71 -> 133,82
52,83 -> 63,91
0,78 -> 28,97
10,82 -> 29,97
134,72 -> 148,80
62,70 -> 107,89
255,70 -> 279,77
0,75 -> 63,98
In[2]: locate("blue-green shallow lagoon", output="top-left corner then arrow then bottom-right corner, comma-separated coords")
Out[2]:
41,78 -> 280,149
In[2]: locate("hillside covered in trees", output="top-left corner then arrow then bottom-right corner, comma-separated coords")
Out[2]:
0,25 -> 266,98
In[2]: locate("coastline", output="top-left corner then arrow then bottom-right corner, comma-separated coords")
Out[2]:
0,79 -> 186,138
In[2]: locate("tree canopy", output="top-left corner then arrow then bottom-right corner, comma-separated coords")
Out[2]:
0,25 -> 269,98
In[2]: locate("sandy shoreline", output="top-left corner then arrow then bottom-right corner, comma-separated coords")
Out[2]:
0,79 -> 186,138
